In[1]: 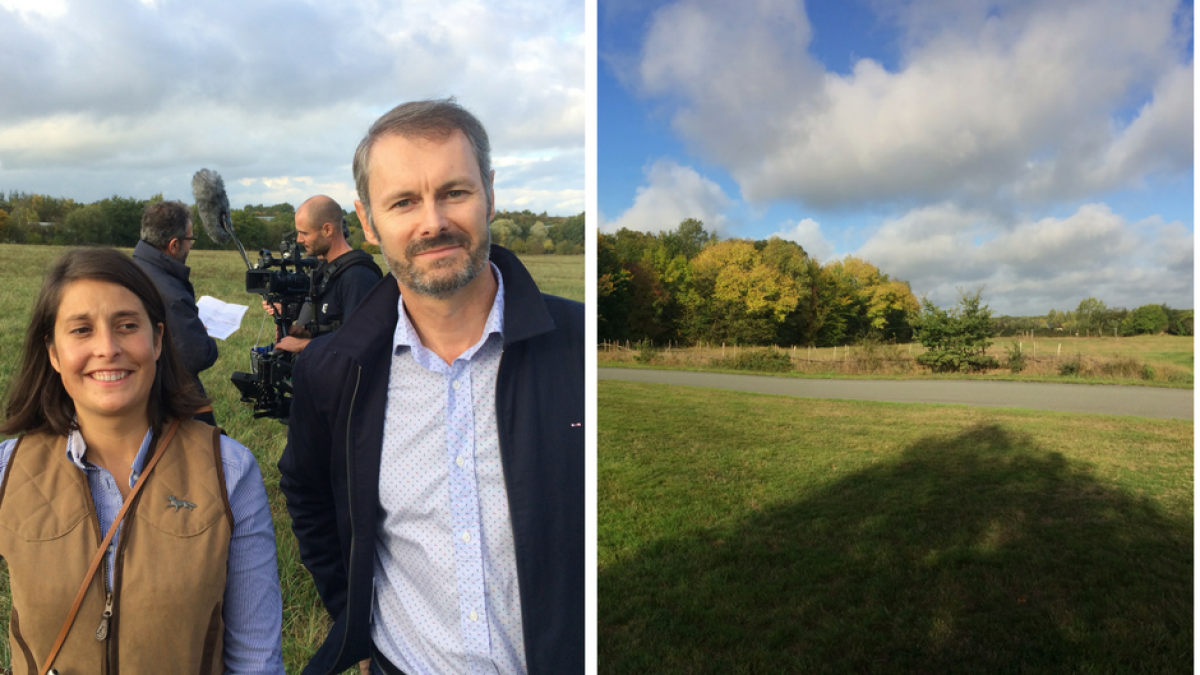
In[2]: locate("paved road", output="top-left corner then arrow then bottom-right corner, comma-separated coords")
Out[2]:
599,369 -> 1194,420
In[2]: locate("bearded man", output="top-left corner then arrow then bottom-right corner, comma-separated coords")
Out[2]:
278,99 -> 584,675
267,195 -> 381,353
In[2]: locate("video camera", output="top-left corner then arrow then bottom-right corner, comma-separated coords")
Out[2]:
230,233 -> 321,422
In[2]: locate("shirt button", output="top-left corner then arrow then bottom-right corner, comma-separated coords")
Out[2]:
452,380 -> 461,390
469,610 -> 478,622
462,531 -> 471,543
456,456 -> 464,467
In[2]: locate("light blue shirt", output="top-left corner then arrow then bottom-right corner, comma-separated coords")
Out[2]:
0,429 -> 285,675
371,264 -> 527,675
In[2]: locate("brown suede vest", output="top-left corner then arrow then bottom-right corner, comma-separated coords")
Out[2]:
0,420 -> 234,675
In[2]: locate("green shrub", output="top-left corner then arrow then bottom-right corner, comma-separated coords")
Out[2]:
1141,364 -> 1156,381
1004,341 -> 1027,373
634,340 -> 658,364
913,290 -> 997,373
916,351 -> 1000,373
1059,356 -> 1083,377
711,348 -> 793,372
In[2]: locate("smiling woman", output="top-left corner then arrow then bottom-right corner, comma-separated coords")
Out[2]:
47,279 -> 163,438
0,248 -> 285,674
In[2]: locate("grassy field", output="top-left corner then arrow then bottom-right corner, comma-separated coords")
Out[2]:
0,244 -> 582,672
599,334 -> 1194,388
599,380 -> 1193,674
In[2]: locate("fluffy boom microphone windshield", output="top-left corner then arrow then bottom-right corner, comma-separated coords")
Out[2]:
191,168 -> 232,244
192,168 -> 252,267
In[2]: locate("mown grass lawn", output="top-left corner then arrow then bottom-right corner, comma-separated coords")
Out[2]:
0,244 -> 581,672
599,380 -> 1193,674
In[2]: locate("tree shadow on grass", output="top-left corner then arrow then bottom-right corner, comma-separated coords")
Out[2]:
599,424 -> 1192,674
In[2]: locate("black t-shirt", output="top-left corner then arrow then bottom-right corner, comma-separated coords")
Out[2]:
313,251 -> 383,330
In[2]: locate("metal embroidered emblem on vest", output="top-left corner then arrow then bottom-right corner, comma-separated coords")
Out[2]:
167,495 -> 197,511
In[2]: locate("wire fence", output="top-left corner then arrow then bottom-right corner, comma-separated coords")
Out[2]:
598,340 -> 1192,383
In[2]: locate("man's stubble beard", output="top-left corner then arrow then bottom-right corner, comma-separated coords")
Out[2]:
307,234 -> 331,259
378,223 -> 491,299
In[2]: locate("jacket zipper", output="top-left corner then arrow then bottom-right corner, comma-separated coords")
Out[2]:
329,365 -> 363,674
106,485 -> 143,674
94,553 -> 113,640
78,469 -> 111,674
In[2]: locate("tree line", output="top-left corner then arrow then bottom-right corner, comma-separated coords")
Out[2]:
488,210 -> 585,255
601,219 -> 1193,349
0,191 -> 586,255
994,298 -> 1192,338
599,219 -> 921,347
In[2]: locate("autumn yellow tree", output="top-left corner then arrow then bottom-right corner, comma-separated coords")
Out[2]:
822,256 -> 919,341
685,239 -> 800,344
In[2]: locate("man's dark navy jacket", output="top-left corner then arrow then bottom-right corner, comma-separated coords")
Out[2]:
132,240 -> 219,397
278,245 -> 584,675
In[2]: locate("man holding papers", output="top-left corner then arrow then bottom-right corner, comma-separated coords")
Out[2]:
133,199 -> 219,425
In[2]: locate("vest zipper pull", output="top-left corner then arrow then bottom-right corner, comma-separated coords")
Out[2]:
95,591 -> 113,640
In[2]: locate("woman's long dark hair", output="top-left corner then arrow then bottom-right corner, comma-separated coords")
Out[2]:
2,248 -> 210,441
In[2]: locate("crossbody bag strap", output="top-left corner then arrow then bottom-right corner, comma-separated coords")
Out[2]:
38,409 -> 208,675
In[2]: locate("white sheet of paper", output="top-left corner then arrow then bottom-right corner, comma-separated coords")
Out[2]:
197,296 -> 249,340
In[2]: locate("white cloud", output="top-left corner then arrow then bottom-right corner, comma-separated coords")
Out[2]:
640,0 -> 824,169
0,0 -> 583,215
635,0 -> 1191,209
601,159 -> 732,234
855,202 -> 1192,314
768,217 -> 834,261
0,0 -> 65,18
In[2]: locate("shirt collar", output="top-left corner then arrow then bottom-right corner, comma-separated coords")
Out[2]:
67,426 -> 156,488
393,261 -> 506,360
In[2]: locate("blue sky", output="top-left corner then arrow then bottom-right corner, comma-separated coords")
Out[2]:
0,0 -> 582,216
599,0 -> 1193,315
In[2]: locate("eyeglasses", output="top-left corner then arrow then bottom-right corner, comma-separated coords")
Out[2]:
179,236 -> 197,242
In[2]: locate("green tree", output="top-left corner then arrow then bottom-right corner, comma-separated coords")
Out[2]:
611,228 -> 658,266
98,195 -> 145,246
63,204 -> 108,245
1075,297 -> 1108,334
558,213 -> 585,247
913,290 -> 999,372
1120,304 -> 1170,336
231,210 -> 271,252
660,218 -> 716,260
597,234 -> 632,342
1165,307 -> 1193,336
263,210 -> 296,250
345,210 -> 367,250
490,218 -> 516,248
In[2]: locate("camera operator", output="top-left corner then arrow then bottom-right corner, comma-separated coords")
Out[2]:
133,199 -> 219,426
265,195 -> 382,352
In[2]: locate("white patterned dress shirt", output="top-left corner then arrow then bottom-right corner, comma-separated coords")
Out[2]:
371,264 -> 526,675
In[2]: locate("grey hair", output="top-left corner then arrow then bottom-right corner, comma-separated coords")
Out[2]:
140,200 -> 191,250
352,98 -> 492,230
